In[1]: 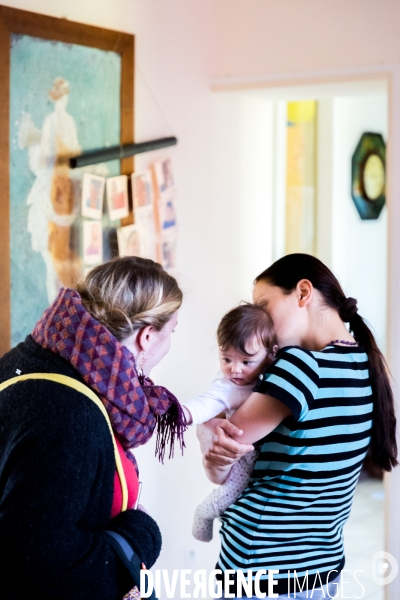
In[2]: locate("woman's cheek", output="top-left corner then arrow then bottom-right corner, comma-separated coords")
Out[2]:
150,332 -> 172,367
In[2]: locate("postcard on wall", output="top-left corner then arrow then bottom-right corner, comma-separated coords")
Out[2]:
158,197 -> 177,231
161,233 -> 177,274
83,220 -> 103,265
106,175 -> 129,221
132,171 -> 154,211
153,158 -> 174,198
117,224 -> 142,258
135,205 -> 158,262
81,173 -> 105,220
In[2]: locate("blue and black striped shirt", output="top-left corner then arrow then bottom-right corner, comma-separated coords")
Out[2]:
217,345 -> 373,595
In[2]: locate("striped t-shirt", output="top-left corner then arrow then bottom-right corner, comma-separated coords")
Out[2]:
217,345 -> 373,596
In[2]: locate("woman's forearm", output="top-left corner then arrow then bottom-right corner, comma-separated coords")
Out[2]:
197,395 -> 292,485
228,392 -> 292,444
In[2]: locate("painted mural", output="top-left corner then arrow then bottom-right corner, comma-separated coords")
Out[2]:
10,34 -> 121,346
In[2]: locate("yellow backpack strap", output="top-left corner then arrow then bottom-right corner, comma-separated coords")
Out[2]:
0,373 -> 128,512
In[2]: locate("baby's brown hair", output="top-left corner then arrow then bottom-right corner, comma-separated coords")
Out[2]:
217,303 -> 278,357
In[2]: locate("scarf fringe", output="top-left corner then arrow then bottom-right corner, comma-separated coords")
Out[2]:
155,391 -> 188,463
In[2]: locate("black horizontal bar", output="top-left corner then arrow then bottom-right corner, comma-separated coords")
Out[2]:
69,136 -> 178,169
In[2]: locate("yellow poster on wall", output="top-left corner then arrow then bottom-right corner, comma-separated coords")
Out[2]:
285,100 -> 317,255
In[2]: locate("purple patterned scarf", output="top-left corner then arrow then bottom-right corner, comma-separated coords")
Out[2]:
31,288 -> 187,472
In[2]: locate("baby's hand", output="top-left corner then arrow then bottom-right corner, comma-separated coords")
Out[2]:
198,418 -> 254,466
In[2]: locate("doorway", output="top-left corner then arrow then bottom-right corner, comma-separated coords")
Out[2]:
212,77 -> 389,599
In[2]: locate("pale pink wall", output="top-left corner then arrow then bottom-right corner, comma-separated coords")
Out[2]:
212,0 -> 400,78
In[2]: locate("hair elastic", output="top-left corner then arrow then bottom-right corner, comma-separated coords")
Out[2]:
339,297 -> 358,322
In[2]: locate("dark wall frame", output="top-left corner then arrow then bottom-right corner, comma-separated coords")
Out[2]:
0,5 -> 134,354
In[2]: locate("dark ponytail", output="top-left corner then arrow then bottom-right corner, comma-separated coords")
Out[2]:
255,253 -> 398,472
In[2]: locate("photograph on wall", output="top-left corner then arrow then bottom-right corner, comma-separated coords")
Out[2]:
83,220 -> 103,265
132,171 -> 154,210
117,224 -> 142,257
106,175 -> 129,221
81,173 -> 105,220
153,157 -> 174,197
9,30 -> 124,346
161,234 -> 178,274
158,197 -> 177,231
134,205 -> 158,262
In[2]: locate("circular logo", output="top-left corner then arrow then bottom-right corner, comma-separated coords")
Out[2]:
372,551 -> 398,585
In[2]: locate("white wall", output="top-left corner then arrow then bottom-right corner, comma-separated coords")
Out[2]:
135,89 -> 277,592
330,93 -> 388,350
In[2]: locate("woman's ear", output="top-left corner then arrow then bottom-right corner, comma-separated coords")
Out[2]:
136,325 -> 157,352
296,279 -> 313,307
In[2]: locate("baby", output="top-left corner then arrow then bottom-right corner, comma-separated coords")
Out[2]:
182,303 -> 278,542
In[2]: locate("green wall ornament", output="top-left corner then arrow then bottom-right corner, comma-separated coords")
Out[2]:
351,132 -> 386,220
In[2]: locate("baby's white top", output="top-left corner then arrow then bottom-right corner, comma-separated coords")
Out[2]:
182,373 -> 254,425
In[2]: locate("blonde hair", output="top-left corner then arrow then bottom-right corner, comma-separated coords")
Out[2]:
75,257 -> 183,342
49,77 -> 69,102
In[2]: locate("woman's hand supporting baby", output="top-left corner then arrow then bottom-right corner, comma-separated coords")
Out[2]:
198,392 -> 292,484
196,418 -> 254,484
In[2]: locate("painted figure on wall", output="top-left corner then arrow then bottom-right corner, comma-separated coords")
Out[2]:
18,77 -> 81,302
10,33 -> 121,347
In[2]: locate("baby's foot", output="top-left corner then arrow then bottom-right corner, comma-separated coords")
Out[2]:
192,504 -> 214,542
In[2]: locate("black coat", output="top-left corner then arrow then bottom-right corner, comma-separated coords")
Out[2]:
0,336 -> 161,600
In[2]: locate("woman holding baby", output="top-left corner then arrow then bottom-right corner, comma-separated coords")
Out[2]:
198,253 -> 397,599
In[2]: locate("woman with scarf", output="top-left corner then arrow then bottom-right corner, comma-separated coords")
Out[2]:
0,256 -> 186,600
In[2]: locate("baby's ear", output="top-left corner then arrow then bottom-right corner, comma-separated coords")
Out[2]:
270,344 -> 279,359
